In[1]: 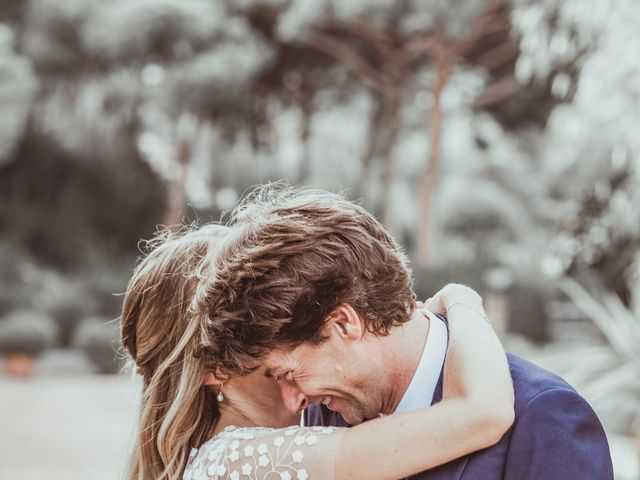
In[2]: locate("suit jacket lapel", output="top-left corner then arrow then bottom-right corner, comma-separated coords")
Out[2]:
431,370 -> 444,406
431,312 -> 448,406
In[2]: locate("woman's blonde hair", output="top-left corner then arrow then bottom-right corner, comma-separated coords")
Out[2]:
120,224 -> 229,480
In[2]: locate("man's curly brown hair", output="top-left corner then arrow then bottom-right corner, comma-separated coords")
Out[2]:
193,185 -> 416,375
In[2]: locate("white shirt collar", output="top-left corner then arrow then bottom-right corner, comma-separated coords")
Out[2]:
394,310 -> 448,413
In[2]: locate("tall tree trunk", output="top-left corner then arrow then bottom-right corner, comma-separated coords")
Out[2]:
356,94 -> 386,206
297,105 -> 312,184
163,141 -> 191,229
418,39 -> 450,267
381,76 -> 407,227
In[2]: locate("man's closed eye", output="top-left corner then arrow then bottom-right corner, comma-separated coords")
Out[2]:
276,371 -> 295,383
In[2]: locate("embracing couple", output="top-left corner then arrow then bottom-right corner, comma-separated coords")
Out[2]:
121,185 -> 613,480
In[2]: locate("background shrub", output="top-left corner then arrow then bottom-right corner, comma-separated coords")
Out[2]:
73,317 -> 123,374
0,310 -> 57,357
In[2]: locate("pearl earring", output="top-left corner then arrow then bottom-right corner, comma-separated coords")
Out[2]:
216,384 -> 224,403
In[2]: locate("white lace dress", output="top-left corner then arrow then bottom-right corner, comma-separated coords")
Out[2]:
184,425 -> 344,480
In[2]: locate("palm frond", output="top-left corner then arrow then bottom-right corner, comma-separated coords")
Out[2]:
556,277 -> 640,436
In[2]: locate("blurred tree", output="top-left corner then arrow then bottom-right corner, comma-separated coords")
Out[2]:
438,176 -> 527,265
3,0 -> 639,316
19,0 -> 99,79
275,0 -> 552,266
428,0 -> 640,307
511,0 -> 640,304
30,0 -> 552,248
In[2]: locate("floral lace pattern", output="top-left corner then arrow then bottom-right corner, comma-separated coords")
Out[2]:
184,425 -> 341,480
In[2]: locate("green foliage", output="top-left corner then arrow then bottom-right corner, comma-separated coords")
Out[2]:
81,0 -> 225,62
21,0 -> 99,74
511,0 -> 640,305
0,25 -> 38,165
0,127 -> 165,271
0,310 -> 57,357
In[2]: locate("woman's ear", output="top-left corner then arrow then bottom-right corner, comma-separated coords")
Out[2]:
203,369 -> 228,387
328,304 -> 364,340
203,372 -> 218,386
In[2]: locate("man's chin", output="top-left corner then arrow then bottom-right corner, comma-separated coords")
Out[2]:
327,399 -> 371,424
337,408 -> 366,425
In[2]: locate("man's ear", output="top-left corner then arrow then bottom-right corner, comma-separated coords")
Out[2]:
328,304 -> 364,340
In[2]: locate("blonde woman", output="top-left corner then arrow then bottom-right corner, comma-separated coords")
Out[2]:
121,225 -> 513,480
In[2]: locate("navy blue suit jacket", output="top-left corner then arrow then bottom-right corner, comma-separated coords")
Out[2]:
305,353 -> 614,479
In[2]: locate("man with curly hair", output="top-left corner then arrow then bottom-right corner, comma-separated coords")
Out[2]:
200,184 -> 613,480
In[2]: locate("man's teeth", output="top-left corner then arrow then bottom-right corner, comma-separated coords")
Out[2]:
321,396 -> 331,406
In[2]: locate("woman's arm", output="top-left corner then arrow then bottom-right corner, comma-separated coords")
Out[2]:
191,284 -> 514,480
335,283 -> 514,479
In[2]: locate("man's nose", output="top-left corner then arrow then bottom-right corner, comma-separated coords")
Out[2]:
279,380 -> 309,414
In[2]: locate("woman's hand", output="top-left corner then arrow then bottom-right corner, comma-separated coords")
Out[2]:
422,283 -> 486,321
434,284 -> 514,443
419,284 -> 513,444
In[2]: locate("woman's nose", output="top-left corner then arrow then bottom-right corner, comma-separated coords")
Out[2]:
279,380 -> 309,413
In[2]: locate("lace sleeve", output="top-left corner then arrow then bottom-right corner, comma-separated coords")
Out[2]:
185,425 -> 344,480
